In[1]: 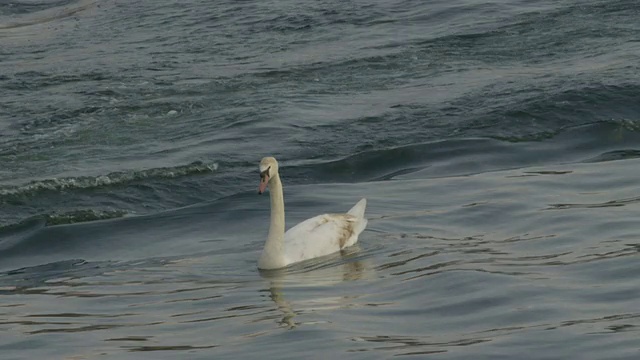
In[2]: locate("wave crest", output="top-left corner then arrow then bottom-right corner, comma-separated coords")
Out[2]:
0,161 -> 218,197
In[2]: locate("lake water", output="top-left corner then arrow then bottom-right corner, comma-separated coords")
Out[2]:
1,0 -> 639,359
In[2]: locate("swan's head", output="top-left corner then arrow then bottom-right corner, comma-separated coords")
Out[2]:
258,157 -> 279,194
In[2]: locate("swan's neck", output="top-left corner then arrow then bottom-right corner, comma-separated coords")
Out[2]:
267,174 -> 285,243
259,174 -> 286,268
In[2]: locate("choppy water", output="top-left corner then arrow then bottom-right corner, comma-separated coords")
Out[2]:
1,0 -> 639,359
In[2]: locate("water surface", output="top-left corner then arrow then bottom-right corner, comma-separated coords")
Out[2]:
1,0 -> 639,359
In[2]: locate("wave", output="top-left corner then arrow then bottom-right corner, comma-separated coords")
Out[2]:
0,161 -> 218,198
0,209 -> 129,234
285,119 -> 640,183
0,0 -> 96,30
44,209 -> 131,226
582,149 -> 640,164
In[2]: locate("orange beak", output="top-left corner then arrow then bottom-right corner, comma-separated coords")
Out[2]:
258,174 -> 269,194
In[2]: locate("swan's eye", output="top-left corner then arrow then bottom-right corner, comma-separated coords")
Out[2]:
260,166 -> 270,180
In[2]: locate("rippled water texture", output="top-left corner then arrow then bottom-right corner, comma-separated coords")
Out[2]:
1,0 -> 640,359
2,157 -> 640,359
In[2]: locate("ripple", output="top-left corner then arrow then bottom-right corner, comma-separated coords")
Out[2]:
0,0 -> 96,30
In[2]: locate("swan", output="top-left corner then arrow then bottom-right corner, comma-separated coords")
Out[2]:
257,157 -> 368,269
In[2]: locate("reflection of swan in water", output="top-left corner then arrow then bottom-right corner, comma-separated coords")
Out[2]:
266,282 -> 297,328
259,246 -> 373,328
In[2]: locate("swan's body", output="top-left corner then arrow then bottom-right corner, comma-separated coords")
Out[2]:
257,157 -> 367,269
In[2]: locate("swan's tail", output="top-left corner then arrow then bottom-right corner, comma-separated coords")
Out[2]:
348,198 -> 367,219
347,198 -> 368,241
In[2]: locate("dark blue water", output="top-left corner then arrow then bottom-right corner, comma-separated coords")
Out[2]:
1,0 -> 639,359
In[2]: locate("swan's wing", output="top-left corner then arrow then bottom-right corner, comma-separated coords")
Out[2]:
284,213 -> 358,262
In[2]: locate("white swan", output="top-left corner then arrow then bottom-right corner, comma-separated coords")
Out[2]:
257,157 -> 368,269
